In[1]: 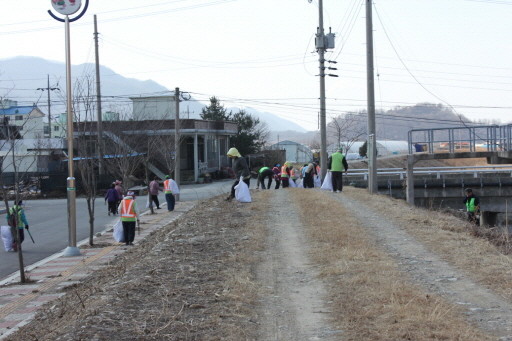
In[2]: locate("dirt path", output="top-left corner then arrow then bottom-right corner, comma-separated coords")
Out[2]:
336,192 -> 512,339
256,190 -> 341,340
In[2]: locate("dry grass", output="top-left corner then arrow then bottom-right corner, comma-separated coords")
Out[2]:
8,196 -> 268,340
292,188 -> 492,340
346,187 -> 512,301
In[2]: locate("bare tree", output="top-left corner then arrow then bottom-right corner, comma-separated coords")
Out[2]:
328,112 -> 367,153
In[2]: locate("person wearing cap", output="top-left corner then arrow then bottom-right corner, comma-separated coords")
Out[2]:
6,200 -> 29,252
118,191 -> 140,246
149,176 -> 162,209
327,147 -> 349,193
463,188 -> 480,225
226,147 -> 250,201
163,175 -> 178,211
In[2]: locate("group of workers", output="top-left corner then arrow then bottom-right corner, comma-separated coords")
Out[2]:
106,175 -> 179,246
225,147 -> 350,201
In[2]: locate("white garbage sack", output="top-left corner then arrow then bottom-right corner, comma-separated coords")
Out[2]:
170,179 -> 180,194
1,226 -> 13,252
296,179 -> 303,188
234,176 -> 252,203
145,196 -> 150,209
289,178 -> 297,188
314,175 -> 322,188
320,172 -> 333,191
113,220 -> 125,243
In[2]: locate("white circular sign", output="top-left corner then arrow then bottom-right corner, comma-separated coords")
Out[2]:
51,0 -> 82,16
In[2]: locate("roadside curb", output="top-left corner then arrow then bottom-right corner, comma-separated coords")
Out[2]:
0,201 -> 196,339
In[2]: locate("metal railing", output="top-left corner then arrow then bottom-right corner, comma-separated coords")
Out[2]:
408,124 -> 512,154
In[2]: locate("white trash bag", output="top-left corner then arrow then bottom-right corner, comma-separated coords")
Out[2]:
234,176 -> 252,203
170,179 -> 180,194
314,175 -> 322,188
321,172 -> 333,191
1,226 -> 13,252
289,178 -> 297,188
113,219 -> 125,243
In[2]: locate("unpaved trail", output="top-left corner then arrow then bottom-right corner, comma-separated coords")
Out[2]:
335,191 -> 512,340
256,190 -> 341,340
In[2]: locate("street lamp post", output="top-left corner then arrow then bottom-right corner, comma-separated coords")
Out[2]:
48,0 -> 89,257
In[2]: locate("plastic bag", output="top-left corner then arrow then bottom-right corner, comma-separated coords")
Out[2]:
113,220 -> 125,243
320,172 -> 333,191
234,176 -> 252,203
145,197 -> 150,209
1,226 -> 13,251
170,179 -> 180,194
314,175 -> 322,188
289,178 -> 297,188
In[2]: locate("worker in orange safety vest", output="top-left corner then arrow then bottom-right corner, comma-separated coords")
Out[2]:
118,191 -> 140,246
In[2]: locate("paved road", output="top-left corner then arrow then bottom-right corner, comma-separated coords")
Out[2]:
0,180 -> 234,278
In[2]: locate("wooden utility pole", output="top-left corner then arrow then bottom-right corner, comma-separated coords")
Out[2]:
94,14 -> 104,175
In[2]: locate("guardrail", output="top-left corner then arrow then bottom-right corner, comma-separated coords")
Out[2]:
346,166 -> 512,180
408,124 -> 512,154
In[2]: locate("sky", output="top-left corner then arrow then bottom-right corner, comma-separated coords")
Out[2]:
1,0 -> 512,131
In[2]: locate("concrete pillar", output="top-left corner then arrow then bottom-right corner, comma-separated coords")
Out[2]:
406,155 -> 415,205
204,134 -> 208,168
194,134 -> 198,182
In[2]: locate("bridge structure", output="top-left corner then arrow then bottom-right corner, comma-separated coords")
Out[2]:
405,125 -> 512,206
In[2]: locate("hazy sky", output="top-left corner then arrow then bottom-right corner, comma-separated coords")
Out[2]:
1,0 -> 511,131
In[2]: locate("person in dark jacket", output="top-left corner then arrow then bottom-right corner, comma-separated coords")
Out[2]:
105,183 -> 120,216
463,188 -> 480,225
6,200 -> 29,251
226,147 -> 250,201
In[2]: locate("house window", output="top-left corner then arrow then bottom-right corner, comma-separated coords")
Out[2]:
43,126 -> 50,135
53,126 -> 59,131
15,115 -> 23,121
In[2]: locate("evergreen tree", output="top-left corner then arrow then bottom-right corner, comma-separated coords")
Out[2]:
359,140 -> 368,157
230,110 -> 268,156
200,96 -> 232,121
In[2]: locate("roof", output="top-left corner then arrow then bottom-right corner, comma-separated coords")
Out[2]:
0,106 -> 38,116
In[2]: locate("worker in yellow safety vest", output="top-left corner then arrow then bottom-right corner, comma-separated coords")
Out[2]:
118,191 -> 140,246
163,175 -> 178,211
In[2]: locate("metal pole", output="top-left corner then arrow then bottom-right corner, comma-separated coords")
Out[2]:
174,87 -> 181,201
366,0 -> 377,193
318,0 -> 328,181
94,14 -> 104,175
47,75 -> 52,138
63,15 -> 80,257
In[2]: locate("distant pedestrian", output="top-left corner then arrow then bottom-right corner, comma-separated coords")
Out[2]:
463,188 -> 480,225
272,164 -> 281,189
327,148 -> 348,193
115,180 -> 124,208
226,147 -> 250,201
149,177 -> 162,209
105,183 -> 120,215
257,166 -> 274,190
118,191 -> 140,246
163,175 -> 178,211
6,200 -> 29,252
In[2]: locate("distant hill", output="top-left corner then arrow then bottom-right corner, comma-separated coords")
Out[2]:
0,56 -> 310,132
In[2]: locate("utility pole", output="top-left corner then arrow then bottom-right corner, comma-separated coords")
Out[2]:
174,87 -> 181,201
94,14 -> 104,175
366,0 -> 377,193
317,0 -> 328,181
37,75 -> 59,138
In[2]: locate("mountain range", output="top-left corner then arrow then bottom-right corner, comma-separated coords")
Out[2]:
0,56 -> 307,132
